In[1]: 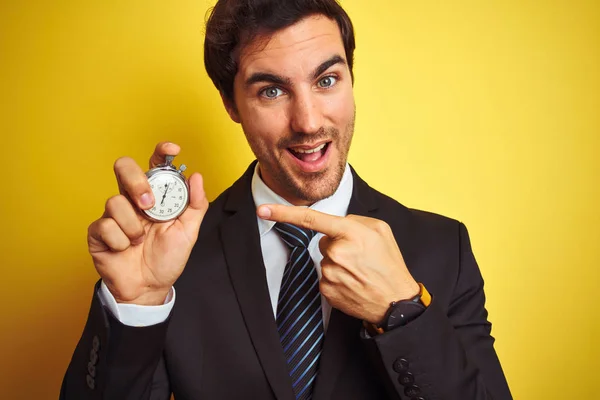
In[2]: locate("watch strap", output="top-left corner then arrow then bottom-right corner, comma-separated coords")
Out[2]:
418,282 -> 431,307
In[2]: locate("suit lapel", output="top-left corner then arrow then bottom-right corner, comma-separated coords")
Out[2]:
313,167 -> 380,400
220,163 -> 295,400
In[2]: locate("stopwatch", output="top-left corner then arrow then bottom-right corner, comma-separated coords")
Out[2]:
143,155 -> 189,222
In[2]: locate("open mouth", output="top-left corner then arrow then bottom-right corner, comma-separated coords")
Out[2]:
286,141 -> 332,172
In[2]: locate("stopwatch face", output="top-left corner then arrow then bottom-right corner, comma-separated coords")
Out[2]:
144,170 -> 189,222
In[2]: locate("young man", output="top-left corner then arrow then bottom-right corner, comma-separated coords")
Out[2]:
61,0 -> 512,399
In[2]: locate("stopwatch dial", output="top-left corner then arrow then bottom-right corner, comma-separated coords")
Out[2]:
158,183 -> 175,194
144,172 -> 189,221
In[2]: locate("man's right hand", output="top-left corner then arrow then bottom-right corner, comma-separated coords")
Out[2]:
87,142 -> 209,305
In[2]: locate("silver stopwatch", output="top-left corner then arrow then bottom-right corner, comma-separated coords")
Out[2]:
143,155 -> 189,222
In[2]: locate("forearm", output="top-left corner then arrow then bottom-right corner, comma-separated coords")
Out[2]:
361,297 -> 511,400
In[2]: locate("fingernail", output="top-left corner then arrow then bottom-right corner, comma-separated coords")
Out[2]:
140,192 -> 153,208
257,206 -> 271,219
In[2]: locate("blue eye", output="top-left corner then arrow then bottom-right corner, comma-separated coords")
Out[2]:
261,87 -> 284,99
318,76 -> 337,88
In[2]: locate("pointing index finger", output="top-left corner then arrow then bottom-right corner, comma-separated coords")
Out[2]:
257,204 -> 346,238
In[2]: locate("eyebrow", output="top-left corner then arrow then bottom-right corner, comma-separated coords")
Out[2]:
311,55 -> 346,81
245,73 -> 292,88
244,54 -> 347,88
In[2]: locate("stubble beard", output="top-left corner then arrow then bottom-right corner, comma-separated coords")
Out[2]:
246,115 -> 355,205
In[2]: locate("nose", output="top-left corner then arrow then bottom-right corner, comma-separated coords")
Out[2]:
289,91 -> 324,135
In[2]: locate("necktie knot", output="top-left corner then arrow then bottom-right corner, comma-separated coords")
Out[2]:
274,222 -> 315,249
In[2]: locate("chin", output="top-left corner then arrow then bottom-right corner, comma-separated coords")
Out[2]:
282,164 -> 345,204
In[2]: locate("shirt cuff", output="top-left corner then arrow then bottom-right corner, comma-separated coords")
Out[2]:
98,280 -> 175,327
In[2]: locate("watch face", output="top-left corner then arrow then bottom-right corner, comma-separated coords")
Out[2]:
144,170 -> 189,221
385,301 -> 426,331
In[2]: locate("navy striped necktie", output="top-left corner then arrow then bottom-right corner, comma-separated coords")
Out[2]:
274,222 -> 324,400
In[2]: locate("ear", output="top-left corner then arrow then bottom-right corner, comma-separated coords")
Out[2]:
220,92 -> 241,124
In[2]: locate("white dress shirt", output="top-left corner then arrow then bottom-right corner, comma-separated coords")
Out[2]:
99,163 -> 353,328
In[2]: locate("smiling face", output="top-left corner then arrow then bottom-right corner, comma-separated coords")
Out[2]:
225,15 -> 356,206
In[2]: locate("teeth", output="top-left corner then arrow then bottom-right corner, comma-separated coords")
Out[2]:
292,143 -> 326,154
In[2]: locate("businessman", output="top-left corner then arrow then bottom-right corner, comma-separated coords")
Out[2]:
61,0 -> 512,399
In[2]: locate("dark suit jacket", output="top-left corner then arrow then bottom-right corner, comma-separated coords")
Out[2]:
60,162 -> 512,400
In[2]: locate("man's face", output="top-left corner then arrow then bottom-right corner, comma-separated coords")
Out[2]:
229,15 -> 355,206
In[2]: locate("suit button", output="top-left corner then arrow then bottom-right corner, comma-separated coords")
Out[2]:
90,349 -> 98,365
92,335 -> 101,351
86,374 -> 95,390
404,385 -> 421,397
398,372 -> 415,386
87,361 -> 96,378
392,357 -> 409,373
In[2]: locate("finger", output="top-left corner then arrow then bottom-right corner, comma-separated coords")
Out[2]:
149,142 -> 181,169
345,214 -> 373,226
320,257 -> 364,298
319,237 -> 364,282
88,217 -> 132,253
347,214 -> 391,235
320,262 -> 351,286
178,172 -> 209,241
114,157 -> 154,210
257,204 -> 347,238
319,275 -> 335,301
320,255 -> 335,283
318,235 -> 333,256
104,195 -> 146,245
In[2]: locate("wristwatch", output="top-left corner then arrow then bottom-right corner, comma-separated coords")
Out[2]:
365,283 -> 431,335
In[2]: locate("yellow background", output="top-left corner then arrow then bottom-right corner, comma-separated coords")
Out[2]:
1,0 -> 598,398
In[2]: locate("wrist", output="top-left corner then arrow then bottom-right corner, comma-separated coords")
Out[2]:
396,280 -> 420,302
365,282 -> 431,335
116,288 -> 171,306
371,281 -> 421,324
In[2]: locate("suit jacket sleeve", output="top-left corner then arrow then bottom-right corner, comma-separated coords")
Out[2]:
361,223 -> 512,400
59,282 -> 172,400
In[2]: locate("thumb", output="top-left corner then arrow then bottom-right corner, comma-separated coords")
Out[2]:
178,172 -> 209,240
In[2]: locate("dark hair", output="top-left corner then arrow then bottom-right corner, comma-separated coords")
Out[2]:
204,0 -> 356,103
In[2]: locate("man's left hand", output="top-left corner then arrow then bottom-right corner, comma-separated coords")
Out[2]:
257,205 -> 420,324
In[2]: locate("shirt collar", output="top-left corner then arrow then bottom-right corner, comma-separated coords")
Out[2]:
251,163 -> 354,237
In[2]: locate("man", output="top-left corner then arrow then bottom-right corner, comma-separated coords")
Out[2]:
61,0 -> 512,399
